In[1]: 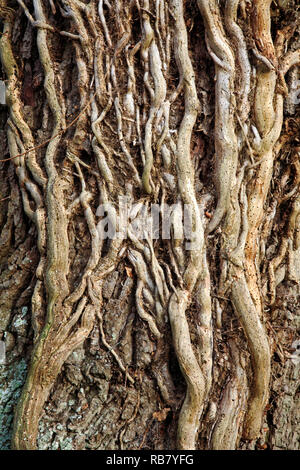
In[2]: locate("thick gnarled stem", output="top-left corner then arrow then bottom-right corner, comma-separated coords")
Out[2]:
0,0 -> 298,451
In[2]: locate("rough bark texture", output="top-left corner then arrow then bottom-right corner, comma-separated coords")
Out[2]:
0,0 -> 299,450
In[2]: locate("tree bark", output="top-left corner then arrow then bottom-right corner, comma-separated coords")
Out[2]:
0,0 -> 299,450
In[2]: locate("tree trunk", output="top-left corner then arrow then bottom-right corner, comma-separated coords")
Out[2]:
0,0 -> 299,451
